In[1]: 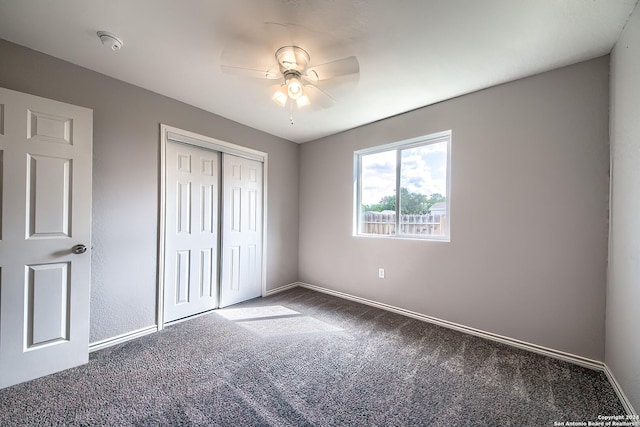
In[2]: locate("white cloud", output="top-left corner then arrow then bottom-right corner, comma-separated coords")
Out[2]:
360,142 -> 448,207
361,150 -> 395,205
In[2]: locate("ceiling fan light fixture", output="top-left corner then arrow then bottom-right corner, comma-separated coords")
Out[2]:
272,86 -> 288,107
286,75 -> 303,100
296,94 -> 310,108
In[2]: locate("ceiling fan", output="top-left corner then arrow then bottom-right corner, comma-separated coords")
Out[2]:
221,41 -> 359,111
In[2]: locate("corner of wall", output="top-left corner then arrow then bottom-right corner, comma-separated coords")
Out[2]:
605,0 -> 640,415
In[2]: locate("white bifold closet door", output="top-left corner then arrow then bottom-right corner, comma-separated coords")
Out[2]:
163,142 -> 263,322
219,154 -> 263,308
0,87 -> 93,389
163,142 -> 220,322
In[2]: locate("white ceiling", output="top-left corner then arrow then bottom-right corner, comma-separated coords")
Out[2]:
0,0 -> 636,143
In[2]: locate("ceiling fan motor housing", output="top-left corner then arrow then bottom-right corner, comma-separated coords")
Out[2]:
275,46 -> 310,73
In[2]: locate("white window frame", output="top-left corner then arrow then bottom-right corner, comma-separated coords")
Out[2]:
353,130 -> 452,241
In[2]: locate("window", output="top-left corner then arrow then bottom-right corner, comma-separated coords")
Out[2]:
354,130 -> 451,241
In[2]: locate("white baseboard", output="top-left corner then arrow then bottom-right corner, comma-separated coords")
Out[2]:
88,325 -> 158,353
603,364 -> 638,416
264,281 -> 299,296
297,282 -> 603,371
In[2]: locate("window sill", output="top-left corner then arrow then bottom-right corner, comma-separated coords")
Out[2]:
353,233 -> 450,243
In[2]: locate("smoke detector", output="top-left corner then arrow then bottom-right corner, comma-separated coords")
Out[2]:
97,31 -> 123,51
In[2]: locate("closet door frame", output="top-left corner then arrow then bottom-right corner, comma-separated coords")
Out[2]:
157,124 -> 268,330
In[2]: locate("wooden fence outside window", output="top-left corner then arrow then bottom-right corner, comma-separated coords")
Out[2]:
361,211 -> 446,236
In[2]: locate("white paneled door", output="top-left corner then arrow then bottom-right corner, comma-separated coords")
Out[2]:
0,87 -> 92,389
163,142 -> 220,322
220,154 -> 263,308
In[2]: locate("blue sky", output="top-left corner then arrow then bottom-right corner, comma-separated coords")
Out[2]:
361,141 -> 447,206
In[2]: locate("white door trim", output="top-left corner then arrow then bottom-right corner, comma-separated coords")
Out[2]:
157,124 -> 268,330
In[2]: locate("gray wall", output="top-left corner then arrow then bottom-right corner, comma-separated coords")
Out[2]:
0,39 -> 300,343
607,1 -> 640,412
0,37 -> 618,367
299,57 -> 610,361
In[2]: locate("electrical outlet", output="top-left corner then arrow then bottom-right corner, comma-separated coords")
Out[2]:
378,268 -> 385,279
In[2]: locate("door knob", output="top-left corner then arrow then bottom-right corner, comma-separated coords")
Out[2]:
72,244 -> 87,254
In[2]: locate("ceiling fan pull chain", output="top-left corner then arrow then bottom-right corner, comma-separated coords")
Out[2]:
290,102 -> 295,125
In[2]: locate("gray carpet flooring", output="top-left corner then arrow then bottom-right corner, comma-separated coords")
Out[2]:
0,287 -> 625,426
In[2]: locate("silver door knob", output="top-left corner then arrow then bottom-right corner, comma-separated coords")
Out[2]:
72,244 -> 87,254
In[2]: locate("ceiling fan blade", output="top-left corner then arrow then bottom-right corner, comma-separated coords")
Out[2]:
221,64 -> 280,80
306,56 -> 359,81
301,73 -> 318,84
220,38 -> 280,78
304,84 -> 336,109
